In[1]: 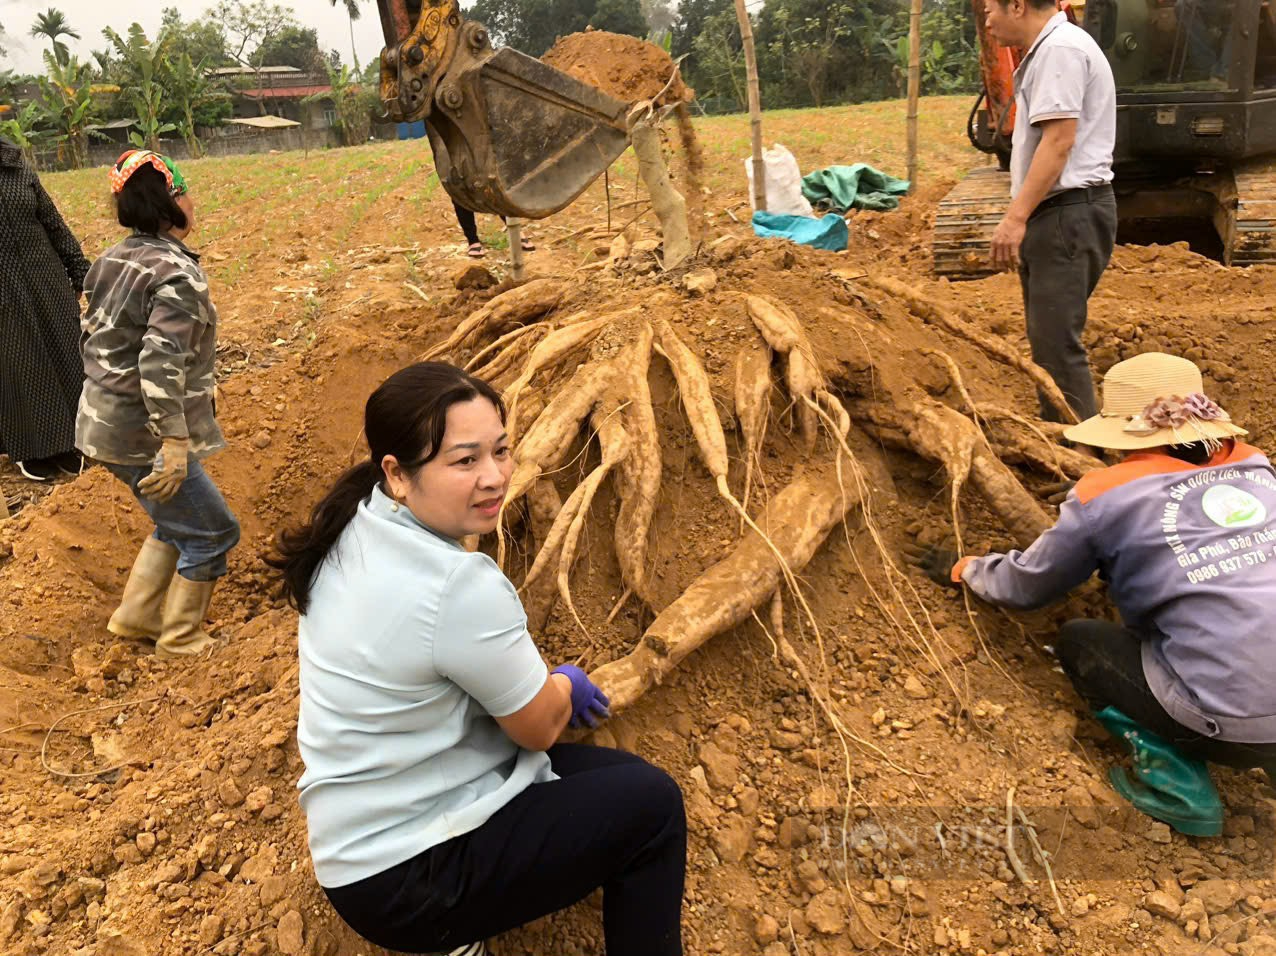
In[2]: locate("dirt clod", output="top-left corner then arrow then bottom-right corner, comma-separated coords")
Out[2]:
199,914 -> 225,946
805,889 -> 846,934
698,742 -> 739,791
1144,890 -> 1182,920
1190,880 -> 1245,916
277,909 -> 305,955
542,31 -> 693,107
453,262 -> 497,291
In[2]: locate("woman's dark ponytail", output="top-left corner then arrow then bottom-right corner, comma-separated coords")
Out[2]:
268,459 -> 381,613
268,361 -> 504,614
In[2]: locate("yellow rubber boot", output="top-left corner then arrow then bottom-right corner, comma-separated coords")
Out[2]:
107,538 -> 179,640
156,575 -> 218,659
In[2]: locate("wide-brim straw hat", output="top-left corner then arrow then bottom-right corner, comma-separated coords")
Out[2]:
1063,352 -> 1246,451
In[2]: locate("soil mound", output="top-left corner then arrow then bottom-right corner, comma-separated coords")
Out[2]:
542,30 -> 694,107
8,130 -> 1276,956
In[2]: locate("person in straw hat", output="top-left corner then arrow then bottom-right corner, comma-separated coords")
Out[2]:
908,352 -> 1276,836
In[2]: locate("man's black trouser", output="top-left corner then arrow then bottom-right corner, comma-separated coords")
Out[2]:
324,744 -> 686,956
1018,185 -> 1117,423
1055,619 -> 1276,771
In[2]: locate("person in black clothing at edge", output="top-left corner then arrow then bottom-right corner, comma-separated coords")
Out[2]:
0,135 -> 91,482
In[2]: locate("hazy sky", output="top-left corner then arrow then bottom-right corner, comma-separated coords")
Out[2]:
1,0 -> 388,75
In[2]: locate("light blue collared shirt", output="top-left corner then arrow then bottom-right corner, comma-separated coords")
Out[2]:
297,485 -> 553,887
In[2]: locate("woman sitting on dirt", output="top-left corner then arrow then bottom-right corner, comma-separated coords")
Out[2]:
910,352 -> 1276,837
78,150 -> 239,659
271,362 -> 685,956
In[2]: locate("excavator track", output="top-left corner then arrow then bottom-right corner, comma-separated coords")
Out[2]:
934,160 -> 1276,276
1230,159 -> 1276,267
933,166 -> 1010,279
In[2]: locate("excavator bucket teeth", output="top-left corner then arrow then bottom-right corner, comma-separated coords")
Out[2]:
429,42 -> 630,219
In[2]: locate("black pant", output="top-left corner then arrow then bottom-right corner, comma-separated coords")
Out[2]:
324,744 -> 686,956
1018,187 -> 1117,423
1055,619 -> 1276,771
453,202 -> 509,246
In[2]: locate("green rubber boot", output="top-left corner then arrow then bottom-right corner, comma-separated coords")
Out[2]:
1093,706 -> 1223,837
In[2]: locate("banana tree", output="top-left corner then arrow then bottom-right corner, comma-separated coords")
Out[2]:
303,64 -> 371,147
0,102 -> 47,164
164,52 -> 226,158
104,25 -> 176,152
35,51 -> 98,168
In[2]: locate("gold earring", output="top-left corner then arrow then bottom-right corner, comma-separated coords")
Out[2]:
390,498 -> 400,512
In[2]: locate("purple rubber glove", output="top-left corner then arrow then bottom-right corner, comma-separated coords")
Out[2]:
552,664 -> 611,729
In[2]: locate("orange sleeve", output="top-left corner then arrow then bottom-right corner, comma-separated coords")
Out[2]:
951,556 -> 975,583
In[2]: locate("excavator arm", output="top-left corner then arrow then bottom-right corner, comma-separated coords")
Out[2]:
376,0 -> 631,218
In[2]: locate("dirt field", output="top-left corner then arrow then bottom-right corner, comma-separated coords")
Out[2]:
6,93 -> 1276,956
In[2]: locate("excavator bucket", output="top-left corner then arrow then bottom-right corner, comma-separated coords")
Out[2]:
426,30 -> 630,219
379,0 -> 630,219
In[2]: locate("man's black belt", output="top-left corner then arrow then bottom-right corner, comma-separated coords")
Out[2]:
1034,183 -> 1114,215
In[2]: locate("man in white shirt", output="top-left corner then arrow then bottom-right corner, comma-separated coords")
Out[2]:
987,0 -> 1118,422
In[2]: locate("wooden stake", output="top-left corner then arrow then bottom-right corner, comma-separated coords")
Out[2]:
507,218 -> 526,282
734,0 -> 766,212
906,0 -> 923,186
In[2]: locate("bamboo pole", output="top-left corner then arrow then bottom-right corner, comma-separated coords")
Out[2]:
906,0 -> 923,186
507,218 -> 526,281
733,0 -> 766,212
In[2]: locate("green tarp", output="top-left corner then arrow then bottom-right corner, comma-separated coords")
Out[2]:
801,163 -> 910,213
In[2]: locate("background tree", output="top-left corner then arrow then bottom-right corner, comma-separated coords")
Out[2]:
640,0 -> 677,44
671,0 -> 732,63
0,71 -> 19,103
255,25 -> 327,72
467,0 -> 646,56
30,8 -> 80,67
918,0 -> 980,94
688,7 -> 745,111
213,0 -> 295,112
103,25 -> 177,151
589,0 -> 649,38
0,102 -> 45,163
35,52 -> 98,168
0,23 -> 8,62
329,0 -> 363,73
304,62 -> 373,145
161,9 -> 232,69
165,52 -> 231,157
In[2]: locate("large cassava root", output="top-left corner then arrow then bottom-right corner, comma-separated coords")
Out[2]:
421,278 -> 564,361
859,402 -> 1051,548
630,113 -> 691,269
862,274 -> 1080,425
590,467 -> 864,711
502,316 -> 660,609
426,268 -> 1086,715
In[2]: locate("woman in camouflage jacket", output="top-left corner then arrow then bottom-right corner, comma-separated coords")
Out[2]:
78,151 -> 239,660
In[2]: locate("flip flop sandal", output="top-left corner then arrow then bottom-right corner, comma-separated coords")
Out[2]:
467,243 -> 486,258
520,237 -> 536,251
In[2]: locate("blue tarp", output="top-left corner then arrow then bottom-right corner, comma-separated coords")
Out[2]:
751,210 -> 849,251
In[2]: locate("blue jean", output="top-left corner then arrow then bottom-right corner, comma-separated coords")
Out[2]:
105,460 -> 240,581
